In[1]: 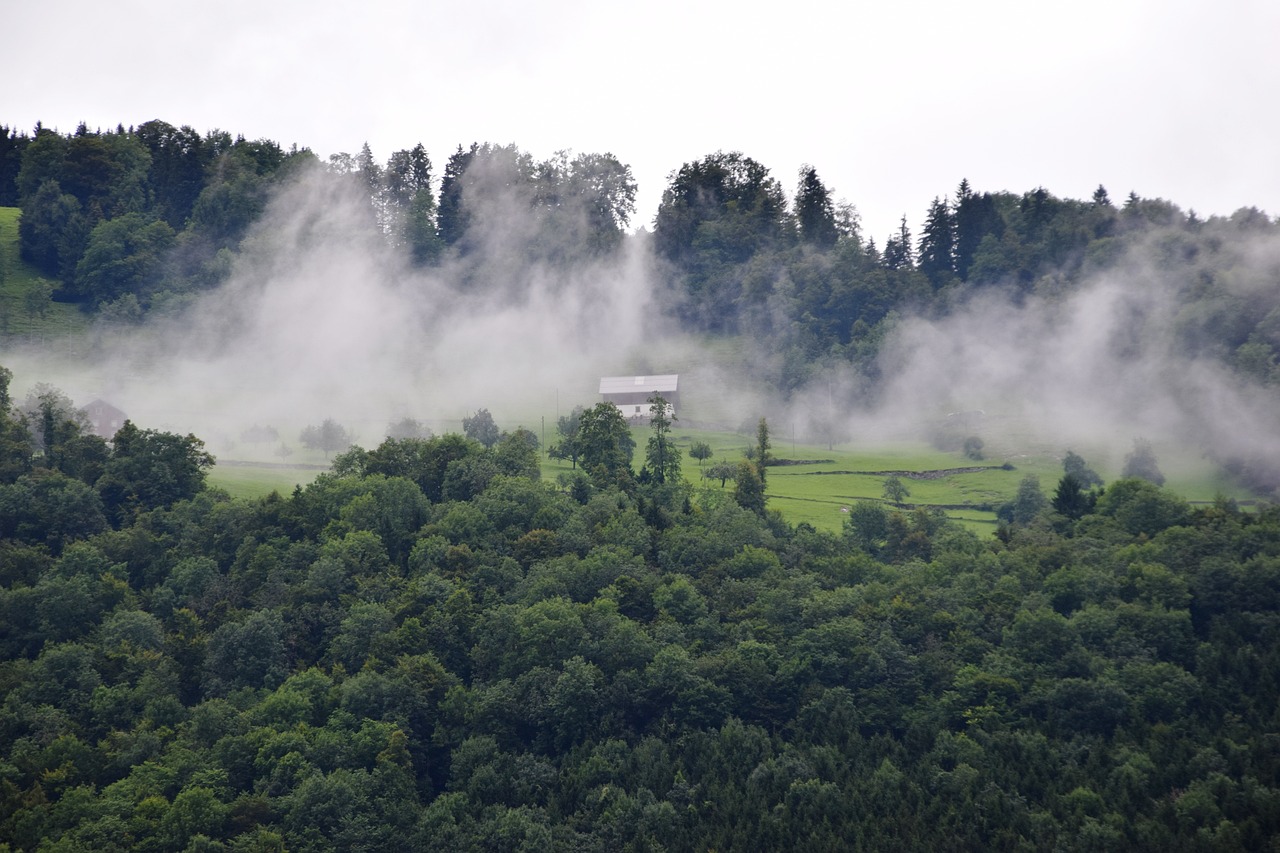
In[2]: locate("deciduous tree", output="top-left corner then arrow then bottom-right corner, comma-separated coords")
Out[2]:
96,420 -> 214,525
300,419 -> 354,459
463,409 -> 500,449
882,475 -> 909,506
577,402 -> 634,482
1122,438 -> 1164,486
645,395 -> 682,485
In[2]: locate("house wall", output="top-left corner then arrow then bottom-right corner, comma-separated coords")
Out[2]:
603,393 -> 677,420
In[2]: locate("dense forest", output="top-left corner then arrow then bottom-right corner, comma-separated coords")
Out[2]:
0,375 -> 1279,850
3,121 -> 1280,850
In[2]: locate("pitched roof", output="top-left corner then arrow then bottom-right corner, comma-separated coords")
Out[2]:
598,375 -> 679,395
84,399 -> 126,419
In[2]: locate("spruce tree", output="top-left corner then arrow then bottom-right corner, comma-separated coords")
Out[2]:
794,166 -> 839,249
917,197 -> 955,286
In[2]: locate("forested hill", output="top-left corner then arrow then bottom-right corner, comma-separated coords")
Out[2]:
3,121 -> 1280,849
4,121 -> 1280,403
0,369 -> 1279,849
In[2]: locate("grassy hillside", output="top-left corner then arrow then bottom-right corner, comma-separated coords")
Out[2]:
0,207 -> 90,339
206,415 -> 1259,534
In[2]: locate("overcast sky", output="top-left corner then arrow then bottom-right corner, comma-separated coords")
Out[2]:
7,0 -> 1279,242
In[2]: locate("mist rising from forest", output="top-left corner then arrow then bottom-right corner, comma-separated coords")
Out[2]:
819,228 -> 1280,476
8,161 -> 1280,479
8,160 -> 670,451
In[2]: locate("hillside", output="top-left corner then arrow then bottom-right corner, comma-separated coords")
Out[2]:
3,121 -> 1280,850
1,391 -> 1279,849
0,207 -> 88,339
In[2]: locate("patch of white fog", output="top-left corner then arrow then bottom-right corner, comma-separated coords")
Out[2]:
854,226 -> 1280,474
7,162 -> 1280,485
8,160 -> 664,455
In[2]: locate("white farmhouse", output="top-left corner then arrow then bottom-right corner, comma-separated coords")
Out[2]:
599,375 -> 679,421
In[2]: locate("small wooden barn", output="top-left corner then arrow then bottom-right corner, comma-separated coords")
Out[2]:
599,375 -> 679,421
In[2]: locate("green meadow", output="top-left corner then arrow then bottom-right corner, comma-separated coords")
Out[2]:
207,418 -> 1259,535
205,462 -> 327,500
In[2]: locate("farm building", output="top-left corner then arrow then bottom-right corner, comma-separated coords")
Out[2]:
599,375 -> 678,421
83,399 -> 127,439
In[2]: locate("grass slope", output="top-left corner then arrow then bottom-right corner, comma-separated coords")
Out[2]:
0,207 -> 90,339
210,419 -> 1259,536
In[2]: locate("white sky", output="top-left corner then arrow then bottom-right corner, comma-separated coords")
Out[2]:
7,0 -> 1280,242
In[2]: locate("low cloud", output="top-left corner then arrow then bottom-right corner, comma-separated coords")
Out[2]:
8,166 -> 1280,492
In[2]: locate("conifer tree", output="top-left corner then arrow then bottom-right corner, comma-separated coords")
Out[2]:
917,197 -> 955,286
794,166 -> 839,249
883,215 -> 913,270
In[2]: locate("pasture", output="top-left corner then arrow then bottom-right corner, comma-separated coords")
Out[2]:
0,207 -> 90,339
207,416 -> 1259,536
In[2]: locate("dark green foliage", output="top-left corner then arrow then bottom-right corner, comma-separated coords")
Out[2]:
1,413 -> 1280,851
203,609 -> 289,695
644,395 -> 681,485
493,428 -> 540,480
96,420 -> 214,525
576,402 -> 634,483
135,120 -> 213,228
1051,474 -> 1093,520
9,123 -> 313,313
71,212 -> 176,304
1063,450 -> 1104,488
689,441 -> 712,466
338,433 -> 482,503
462,408 -> 500,449
953,179 -> 1004,280
794,166 -> 839,249
917,196 -> 955,286
754,417 -> 771,486
0,125 -> 29,206
5,125 -> 1280,850
18,179 -> 85,278
0,469 -> 108,553
1094,477 -> 1190,536
547,405 -> 584,470
883,215 -> 914,270
653,151 -> 790,330
733,461 -> 766,515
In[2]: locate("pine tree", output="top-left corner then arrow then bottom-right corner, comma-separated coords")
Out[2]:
883,215 -> 913,270
953,181 -> 1004,281
794,166 -> 839,249
438,144 -> 477,247
917,197 -> 955,286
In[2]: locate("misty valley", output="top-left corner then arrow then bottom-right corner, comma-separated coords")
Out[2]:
1,122 -> 1279,850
